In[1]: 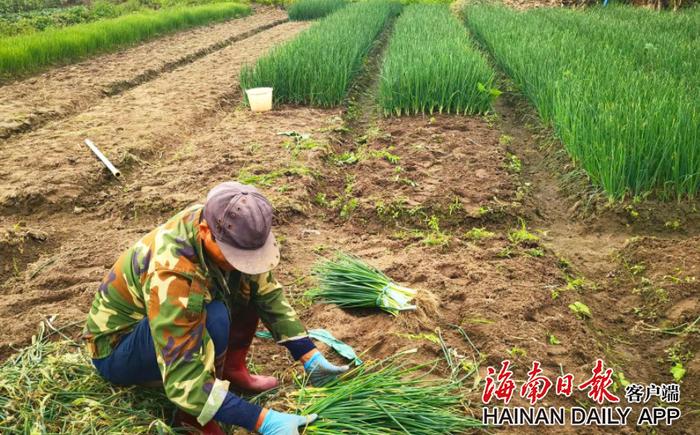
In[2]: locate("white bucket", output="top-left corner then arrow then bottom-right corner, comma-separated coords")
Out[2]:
245,87 -> 273,112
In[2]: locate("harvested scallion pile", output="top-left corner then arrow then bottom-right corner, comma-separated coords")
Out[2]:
289,352 -> 483,434
309,252 -> 417,316
0,323 -> 177,434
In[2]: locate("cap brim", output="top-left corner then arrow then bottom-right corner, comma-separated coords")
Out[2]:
218,231 -> 280,275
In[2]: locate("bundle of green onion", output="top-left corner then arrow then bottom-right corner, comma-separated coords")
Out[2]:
289,352 -> 484,434
309,252 -> 417,316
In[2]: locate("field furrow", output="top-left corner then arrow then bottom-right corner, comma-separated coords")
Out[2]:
0,7 -> 287,140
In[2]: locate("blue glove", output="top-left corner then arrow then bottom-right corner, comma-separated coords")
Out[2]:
258,409 -> 317,435
303,352 -> 350,386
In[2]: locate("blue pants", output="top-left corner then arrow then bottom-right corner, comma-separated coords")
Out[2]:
93,301 -> 230,385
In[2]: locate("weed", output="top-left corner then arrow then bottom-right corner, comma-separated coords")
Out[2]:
312,244 -> 327,254
398,178 -> 417,187
499,134 -> 513,145
284,137 -> 328,159
330,175 -> 359,219
369,148 -> 400,164
477,205 -> 492,217
497,246 -> 513,259
340,198 -> 358,219
331,151 -> 360,166
665,343 -> 692,382
448,197 -> 462,215
482,113 -> 499,128
506,153 -> 521,173
569,301 -> 592,319
632,277 -> 670,320
422,215 -> 449,247
464,227 -> 496,242
507,219 -> 539,246
463,317 -> 494,325
526,247 -> 544,257
664,219 -> 682,231
12,257 -> 20,278
247,143 -> 262,154
314,192 -> 329,208
375,197 -> 426,224
565,276 -> 586,291
547,334 -> 561,345
629,263 -> 646,276
237,165 -> 311,187
506,346 -> 527,358
515,182 -> 532,201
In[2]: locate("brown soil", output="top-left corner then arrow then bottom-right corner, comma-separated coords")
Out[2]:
0,6 -> 697,435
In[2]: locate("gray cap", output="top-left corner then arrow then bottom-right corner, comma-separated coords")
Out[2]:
203,182 -> 280,274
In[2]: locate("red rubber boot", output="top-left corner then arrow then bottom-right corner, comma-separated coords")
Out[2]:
221,306 -> 279,393
174,410 -> 226,435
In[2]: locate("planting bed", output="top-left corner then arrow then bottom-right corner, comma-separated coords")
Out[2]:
1,3 -> 699,434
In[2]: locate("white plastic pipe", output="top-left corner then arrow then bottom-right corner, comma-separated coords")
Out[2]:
84,139 -> 121,178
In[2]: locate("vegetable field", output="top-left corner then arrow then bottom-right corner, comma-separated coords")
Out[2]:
240,0 -> 399,106
1,1 -> 699,434
466,4 -> 700,200
379,4 -> 495,115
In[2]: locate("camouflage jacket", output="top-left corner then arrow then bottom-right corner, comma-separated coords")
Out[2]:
83,204 -> 306,422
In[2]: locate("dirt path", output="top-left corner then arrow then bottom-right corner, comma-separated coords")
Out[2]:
494,90 -> 700,431
0,7 -> 288,140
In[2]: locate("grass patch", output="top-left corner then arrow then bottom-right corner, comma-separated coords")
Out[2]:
464,227 -> 495,242
378,4 -> 496,116
465,4 -> 700,200
507,219 -> 539,246
240,0 -> 400,107
237,165 -> 312,187
287,0 -> 347,21
0,2 -> 250,79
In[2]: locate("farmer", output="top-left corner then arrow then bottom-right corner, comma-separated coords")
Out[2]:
83,182 -> 349,434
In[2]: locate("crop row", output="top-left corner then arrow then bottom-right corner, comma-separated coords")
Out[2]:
287,0 -> 347,21
378,4 -> 494,116
244,3 -> 495,115
240,0 -> 400,107
465,4 -> 700,199
0,2 -> 250,79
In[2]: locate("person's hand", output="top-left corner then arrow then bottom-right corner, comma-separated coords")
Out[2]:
303,351 -> 349,386
257,409 -> 317,435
